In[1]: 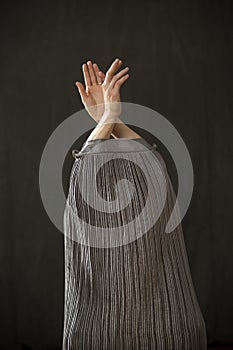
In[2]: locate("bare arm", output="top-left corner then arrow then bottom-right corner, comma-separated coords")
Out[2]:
76,58 -> 142,139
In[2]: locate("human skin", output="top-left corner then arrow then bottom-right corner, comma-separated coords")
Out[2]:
75,58 -> 142,140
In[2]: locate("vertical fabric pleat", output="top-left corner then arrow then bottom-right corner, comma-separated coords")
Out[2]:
62,138 -> 207,350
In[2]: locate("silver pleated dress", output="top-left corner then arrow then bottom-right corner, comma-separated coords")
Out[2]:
62,137 -> 207,350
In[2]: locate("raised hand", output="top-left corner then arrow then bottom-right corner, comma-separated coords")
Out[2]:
76,58 -> 141,141
76,61 -> 105,122
75,58 -> 129,122
100,58 -> 129,119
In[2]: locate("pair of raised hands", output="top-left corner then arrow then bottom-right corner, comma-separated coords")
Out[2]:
75,58 -> 129,122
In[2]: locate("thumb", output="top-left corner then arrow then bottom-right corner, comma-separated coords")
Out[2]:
75,82 -> 87,102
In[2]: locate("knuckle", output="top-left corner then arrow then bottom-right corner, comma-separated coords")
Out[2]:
111,77 -> 117,85
111,88 -> 118,95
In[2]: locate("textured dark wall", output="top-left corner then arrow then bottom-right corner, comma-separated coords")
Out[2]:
1,0 -> 233,349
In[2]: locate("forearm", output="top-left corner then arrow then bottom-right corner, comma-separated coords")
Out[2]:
77,58 -> 142,140
89,113 -> 142,139
111,123 -> 142,139
87,119 -> 142,140
85,111 -> 118,141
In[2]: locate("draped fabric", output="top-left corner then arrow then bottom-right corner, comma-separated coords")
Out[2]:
62,137 -> 207,350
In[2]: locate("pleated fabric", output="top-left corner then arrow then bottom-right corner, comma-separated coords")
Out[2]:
62,137 -> 207,350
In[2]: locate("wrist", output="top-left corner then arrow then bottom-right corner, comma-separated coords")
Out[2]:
98,110 -> 121,126
103,101 -> 121,118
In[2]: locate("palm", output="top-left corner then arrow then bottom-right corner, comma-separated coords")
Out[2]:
76,61 -> 106,122
76,59 -> 128,122
85,85 -> 104,121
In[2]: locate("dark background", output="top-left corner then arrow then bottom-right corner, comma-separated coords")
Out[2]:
1,0 -> 233,349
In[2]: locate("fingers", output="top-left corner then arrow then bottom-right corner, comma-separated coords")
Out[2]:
98,71 -> 105,81
113,74 -> 129,90
82,58 -> 127,91
93,63 -> 104,84
109,66 -> 129,89
105,58 -> 122,85
75,81 -> 88,102
87,60 -> 98,85
82,64 -> 91,87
